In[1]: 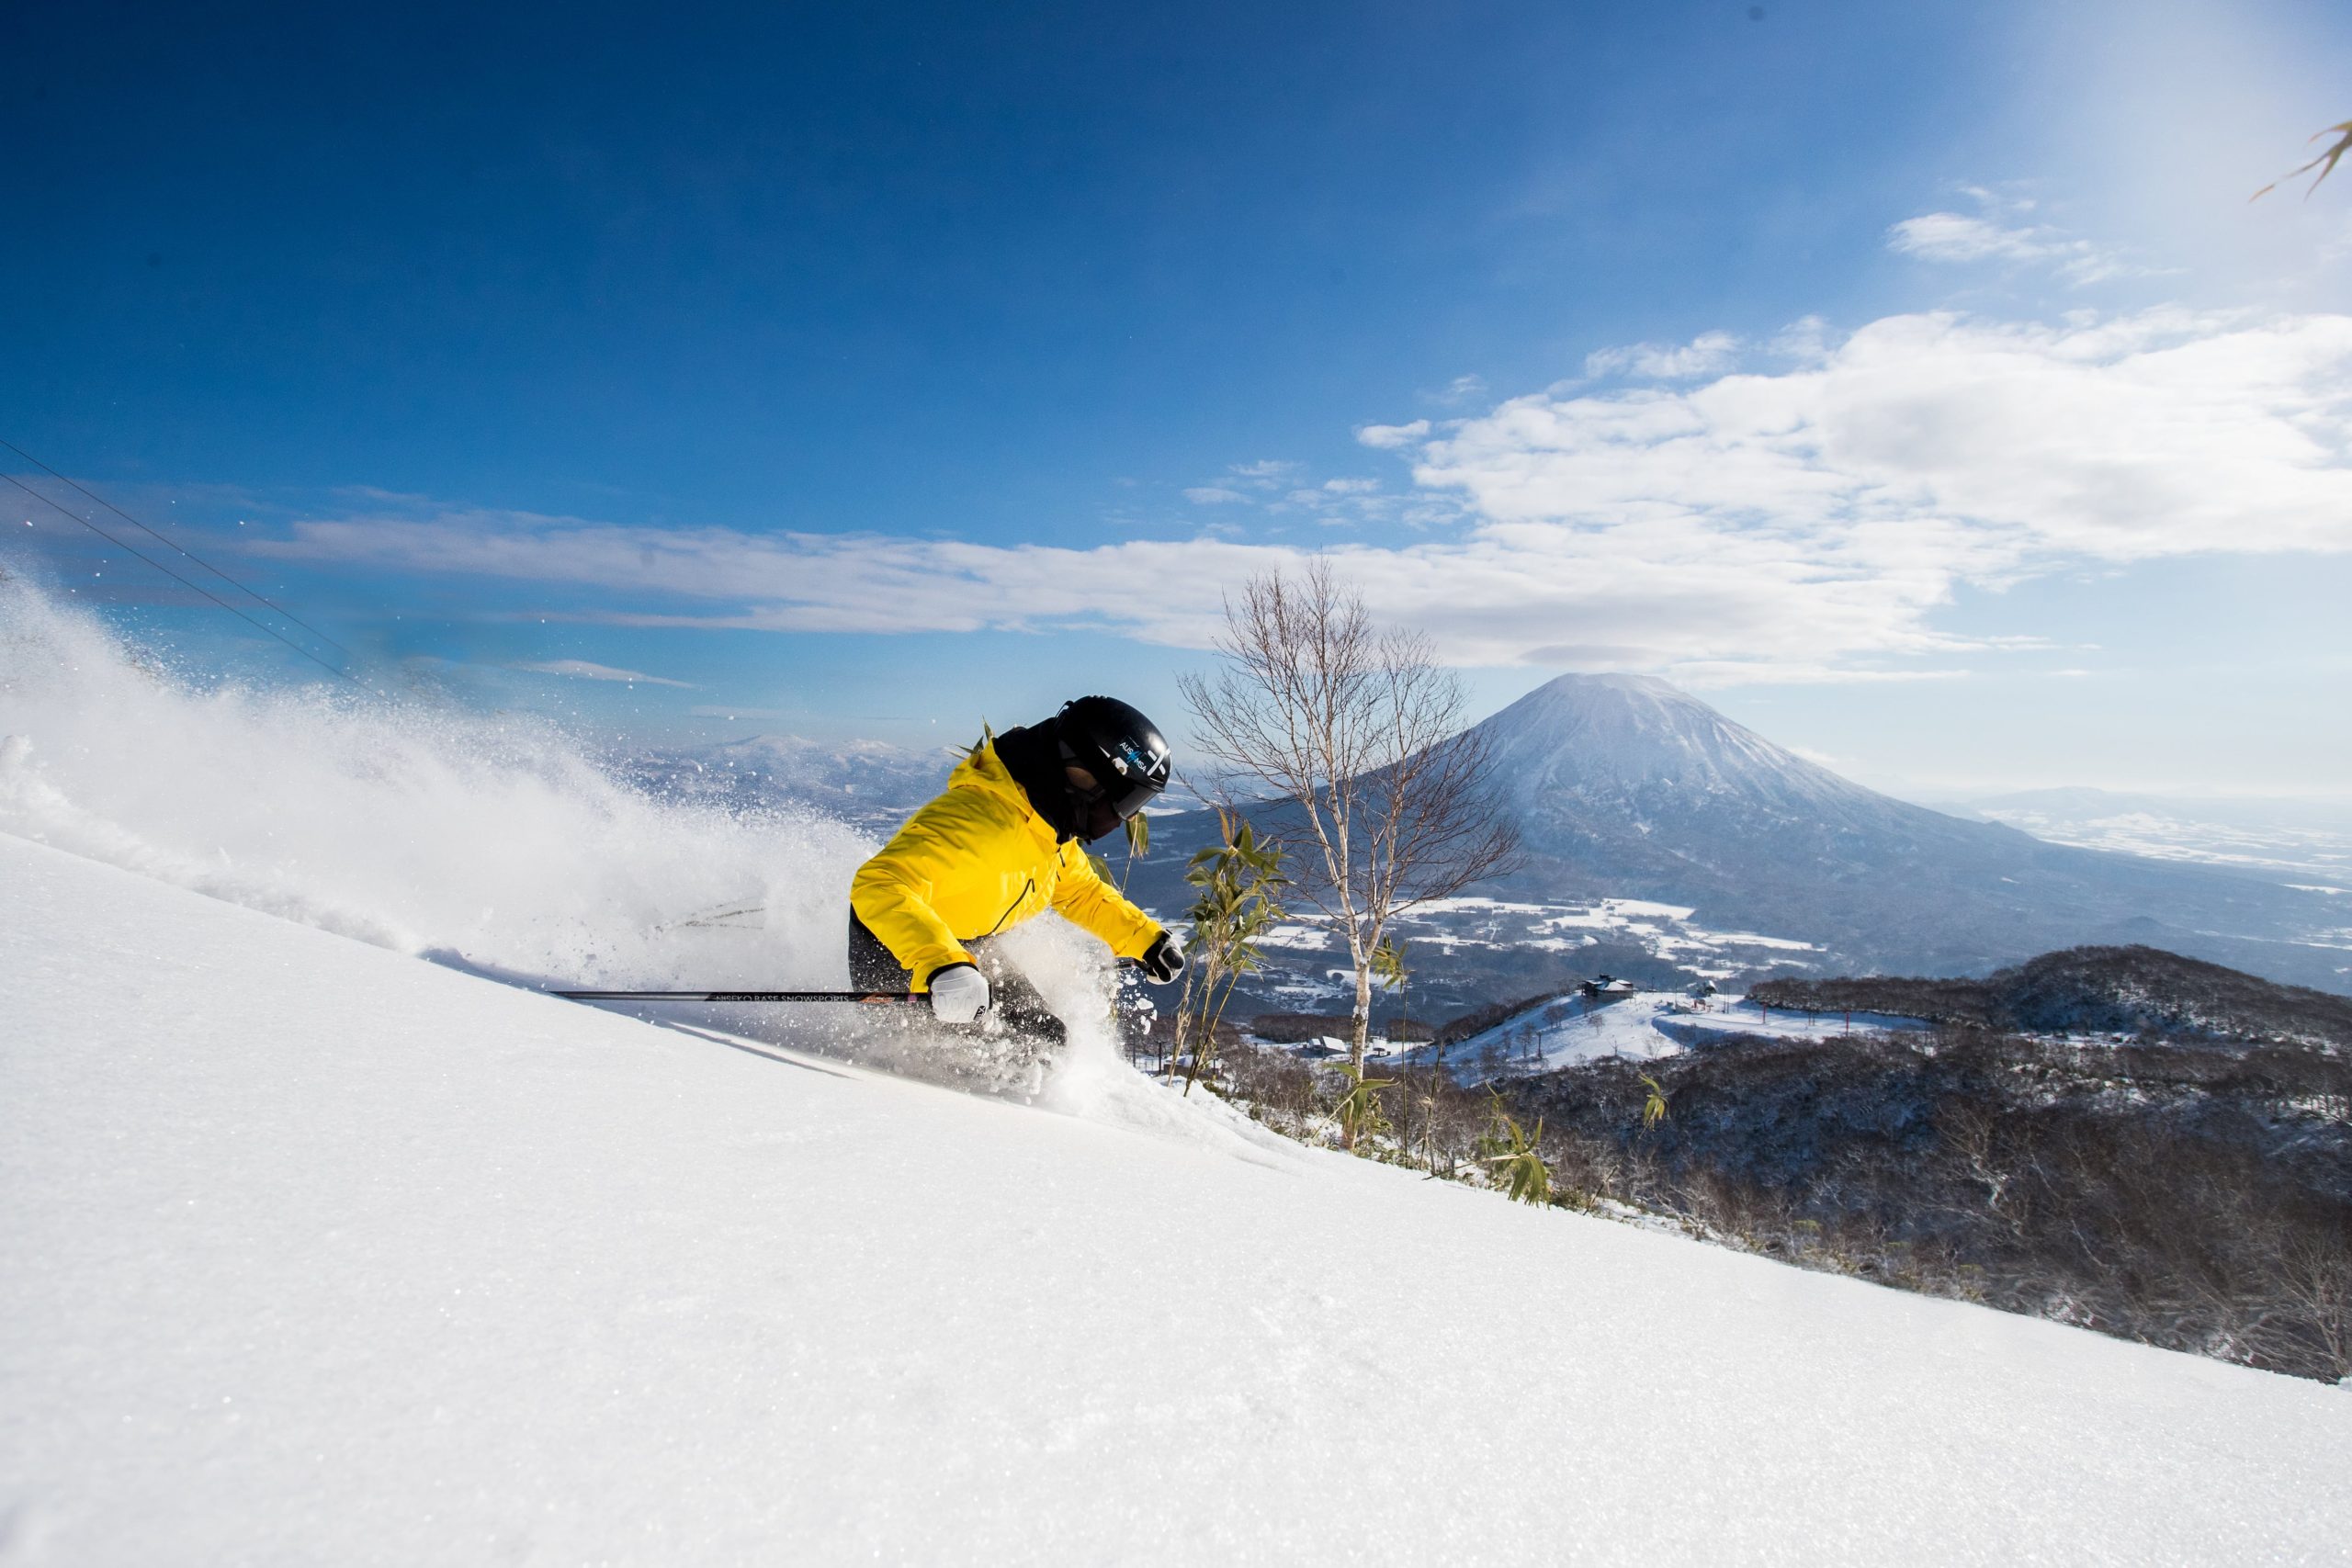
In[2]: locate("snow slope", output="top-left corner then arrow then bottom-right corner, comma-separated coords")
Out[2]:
7,833 -> 2349,1566
1423,991 -> 1932,1077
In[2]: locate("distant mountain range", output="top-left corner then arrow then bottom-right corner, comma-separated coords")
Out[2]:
625,678 -> 2352,1002
1926,786 -> 2352,886
1751,943 -> 2352,1051
620,733 -> 959,833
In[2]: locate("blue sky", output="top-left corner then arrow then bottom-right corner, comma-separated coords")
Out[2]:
6,0 -> 2349,796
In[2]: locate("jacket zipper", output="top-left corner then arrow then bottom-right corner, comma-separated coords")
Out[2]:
980,877 -> 1035,938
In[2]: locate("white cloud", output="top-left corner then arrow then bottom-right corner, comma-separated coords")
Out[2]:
1767,316 -> 1834,365
1424,308 -> 2352,558
1889,212 -> 2044,264
263,307 -> 2352,683
1321,478 -> 1380,495
1886,205 -> 2146,287
1583,331 -> 1742,381
514,659 -> 694,687
1355,420 -> 1430,449
1426,374 -> 1487,406
1184,461 -> 1303,502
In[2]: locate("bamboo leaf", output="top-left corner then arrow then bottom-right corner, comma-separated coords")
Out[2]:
1639,1072 -> 1670,1133
2255,118 -> 2352,200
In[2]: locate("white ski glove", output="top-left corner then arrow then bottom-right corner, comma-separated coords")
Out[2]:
928,963 -> 990,1024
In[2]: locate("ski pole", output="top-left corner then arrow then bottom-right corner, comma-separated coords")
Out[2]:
551,957 -> 1146,1004
550,988 -> 915,1003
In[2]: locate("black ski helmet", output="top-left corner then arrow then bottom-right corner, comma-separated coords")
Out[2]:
1055,695 -> 1172,840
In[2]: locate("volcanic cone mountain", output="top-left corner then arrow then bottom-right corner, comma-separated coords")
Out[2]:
1466,675 -> 2341,989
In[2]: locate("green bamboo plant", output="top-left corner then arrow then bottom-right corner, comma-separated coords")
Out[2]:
1476,1096 -> 1552,1206
1332,1062 -> 1396,1146
1172,808 -> 1288,1096
1638,1072 -> 1670,1134
1118,811 -> 1148,891
1371,935 -> 1408,1042
1369,935 -> 1419,1156
1083,778 -> 1153,892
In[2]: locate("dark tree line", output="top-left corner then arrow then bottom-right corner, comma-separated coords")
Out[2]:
1751,944 -> 2352,1049
1500,1027 -> 2351,1382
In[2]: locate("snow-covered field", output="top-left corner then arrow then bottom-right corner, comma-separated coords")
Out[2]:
1407,991 -> 1931,1077
10,834 -> 2352,1565
1401,894 -> 1818,966
6,583 -> 2352,1563
1256,895 -> 1822,997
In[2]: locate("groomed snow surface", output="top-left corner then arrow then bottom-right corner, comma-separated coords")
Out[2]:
7,833 -> 2350,1566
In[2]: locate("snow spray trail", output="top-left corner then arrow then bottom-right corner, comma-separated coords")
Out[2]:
0,579 -> 1300,1155
0,578 -> 873,992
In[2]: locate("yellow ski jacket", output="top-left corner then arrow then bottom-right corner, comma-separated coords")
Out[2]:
850,741 -> 1163,989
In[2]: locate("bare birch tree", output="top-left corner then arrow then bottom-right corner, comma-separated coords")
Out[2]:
1180,560 -> 1517,1138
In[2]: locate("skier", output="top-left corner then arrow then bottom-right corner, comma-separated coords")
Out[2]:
849,696 -> 1187,1047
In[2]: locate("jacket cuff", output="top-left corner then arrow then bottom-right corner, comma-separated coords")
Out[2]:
922,959 -> 978,992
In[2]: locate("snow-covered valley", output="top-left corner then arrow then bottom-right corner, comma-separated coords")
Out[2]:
1247,896 -> 1826,1015
9,832 -> 2351,1565
1401,989 -> 1932,1077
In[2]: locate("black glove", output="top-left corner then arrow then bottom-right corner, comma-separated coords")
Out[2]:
1139,930 -> 1186,984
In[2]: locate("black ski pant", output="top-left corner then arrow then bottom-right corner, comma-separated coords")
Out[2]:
847,914 -> 1068,1046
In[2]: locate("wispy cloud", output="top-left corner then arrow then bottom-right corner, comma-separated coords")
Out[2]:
1887,187 -> 2153,286
1583,331 -> 1741,381
1424,374 -> 1487,407
261,307 -> 2352,685
1181,460 -> 1315,506
1354,419 -> 1430,449
513,659 -> 694,687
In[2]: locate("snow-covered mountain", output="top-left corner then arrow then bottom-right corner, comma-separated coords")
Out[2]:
1127,673 -> 2349,1004
9,830 -> 2347,1563
622,730 -> 1215,835
623,733 -> 956,830
1465,674 -> 2346,991
1481,673 -> 1869,806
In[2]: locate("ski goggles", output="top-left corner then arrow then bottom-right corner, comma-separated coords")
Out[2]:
1058,739 -> 1163,821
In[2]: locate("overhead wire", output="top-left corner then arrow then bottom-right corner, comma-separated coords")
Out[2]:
0,435 -> 354,662
3,469 -> 363,688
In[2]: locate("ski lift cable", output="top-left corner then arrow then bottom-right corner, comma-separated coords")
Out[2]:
3,471 -> 362,688
0,437 -> 355,663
